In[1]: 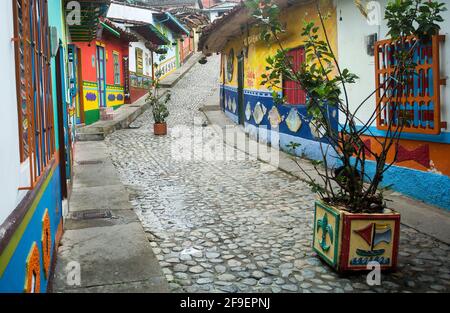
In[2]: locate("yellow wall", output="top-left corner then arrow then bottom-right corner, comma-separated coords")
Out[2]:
222,0 -> 337,91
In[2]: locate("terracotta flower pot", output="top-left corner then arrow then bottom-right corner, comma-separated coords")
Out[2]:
153,122 -> 167,136
313,200 -> 400,272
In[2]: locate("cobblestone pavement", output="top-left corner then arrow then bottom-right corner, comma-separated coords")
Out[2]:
105,56 -> 450,293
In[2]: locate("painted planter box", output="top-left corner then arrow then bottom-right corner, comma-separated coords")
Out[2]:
313,200 -> 400,272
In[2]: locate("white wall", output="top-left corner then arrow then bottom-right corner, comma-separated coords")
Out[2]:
337,0 -> 450,131
129,40 -> 153,76
0,1 -> 22,225
107,2 -> 156,25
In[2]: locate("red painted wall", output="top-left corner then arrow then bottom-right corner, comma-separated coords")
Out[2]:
104,36 -> 128,86
76,42 -> 97,82
130,87 -> 148,104
74,37 -> 128,86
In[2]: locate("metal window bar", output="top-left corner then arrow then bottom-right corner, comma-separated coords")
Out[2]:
282,47 -> 306,105
374,35 -> 445,135
13,0 -> 56,190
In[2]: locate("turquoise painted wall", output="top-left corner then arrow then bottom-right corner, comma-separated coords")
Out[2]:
48,0 -> 69,151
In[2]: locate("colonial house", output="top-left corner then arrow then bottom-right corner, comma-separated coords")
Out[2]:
107,1 -> 191,103
336,0 -> 450,209
167,6 -> 210,60
199,0 -> 450,211
0,0 -> 109,292
71,19 -> 138,125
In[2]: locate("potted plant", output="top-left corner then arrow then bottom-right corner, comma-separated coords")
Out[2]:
148,90 -> 170,135
248,0 -> 446,272
155,46 -> 168,55
147,53 -> 171,136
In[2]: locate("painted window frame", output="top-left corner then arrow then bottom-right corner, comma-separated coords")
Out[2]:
12,0 -> 56,190
374,35 -> 445,135
282,46 -> 306,105
113,51 -> 121,85
135,47 -> 143,76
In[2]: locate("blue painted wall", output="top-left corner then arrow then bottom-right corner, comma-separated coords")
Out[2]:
347,158 -> 450,210
221,85 -> 339,166
0,167 -> 62,292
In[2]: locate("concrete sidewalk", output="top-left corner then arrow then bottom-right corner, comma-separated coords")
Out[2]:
201,102 -> 450,245
52,141 -> 169,293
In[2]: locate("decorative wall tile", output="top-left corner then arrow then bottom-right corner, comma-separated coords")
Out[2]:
268,106 -> 282,128
245,102 -> 252,121
253,102 -> 266,125
286,108 -> 302,133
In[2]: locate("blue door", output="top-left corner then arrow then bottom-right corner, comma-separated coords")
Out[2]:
96,46 -> 107,108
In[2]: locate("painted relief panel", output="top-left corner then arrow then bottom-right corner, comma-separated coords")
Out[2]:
313,202 -> 341,268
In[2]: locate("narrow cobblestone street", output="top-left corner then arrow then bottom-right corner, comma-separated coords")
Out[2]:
105,56 -> 450,293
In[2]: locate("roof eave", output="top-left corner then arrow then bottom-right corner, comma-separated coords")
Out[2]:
155,12 -> 191,36
199,0 -> 303,53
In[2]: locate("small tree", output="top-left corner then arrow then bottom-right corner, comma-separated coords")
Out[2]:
147,49 -> 171,124
246,0 -> 446,213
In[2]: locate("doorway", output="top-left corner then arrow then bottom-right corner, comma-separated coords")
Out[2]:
237,53 -> 245,125
55,47 -> 69,199
96,45 -> 107,108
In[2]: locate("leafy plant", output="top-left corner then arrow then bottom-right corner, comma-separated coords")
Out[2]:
148,91 -> 170,124
246,0 -> 446,213
147,49 -> 171,124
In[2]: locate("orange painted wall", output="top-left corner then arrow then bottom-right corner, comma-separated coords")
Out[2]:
361,135 -> 450,176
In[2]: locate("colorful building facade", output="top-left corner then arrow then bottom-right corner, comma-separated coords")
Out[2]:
72,20 -> 137,125
107,2 -> 169,103
200,0 -> 450,211
200,0 -> 339,165
337,0 -> 450,209
0,0 -> 65,292
107,1 -> 191,104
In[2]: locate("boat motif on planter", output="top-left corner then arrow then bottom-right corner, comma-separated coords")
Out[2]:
353,223 -> 392,258
316,213 -> 333,252
268,106 -> 282,129
285,107 -> 302,132
252,102 -> 266,125
347,218 -> 398,268
245,102 -> 252,121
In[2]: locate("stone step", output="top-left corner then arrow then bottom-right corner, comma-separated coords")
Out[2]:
77,126 -> 104,134
76,132 -> 105,142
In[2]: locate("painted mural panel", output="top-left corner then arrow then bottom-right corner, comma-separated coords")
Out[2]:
106,85 -> 125,108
